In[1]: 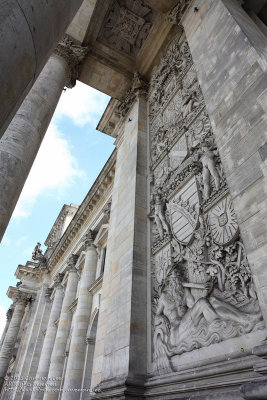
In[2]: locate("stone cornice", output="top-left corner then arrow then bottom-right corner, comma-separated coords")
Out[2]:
69,298 -> 78,313
7,287 -> 33,304
88,274 -> 103,295
48,151 -> 116,270
97,98 -> 121,138
44,204 -> 78,249
15,264 -> 48,283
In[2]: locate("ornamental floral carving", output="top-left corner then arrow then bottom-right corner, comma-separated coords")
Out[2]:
149,34 -> 264,375
55,36 -> 88,88
97,0 -> 156,56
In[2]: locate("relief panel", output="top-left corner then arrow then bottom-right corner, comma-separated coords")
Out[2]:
148,33 -> 264,375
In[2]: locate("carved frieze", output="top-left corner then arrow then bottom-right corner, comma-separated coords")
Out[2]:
148,34 -> 264,375
97,0 -> 156,56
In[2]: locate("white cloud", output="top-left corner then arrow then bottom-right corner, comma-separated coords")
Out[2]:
0,305 -> 6,340
13,123 -> 84,218
54,81 -> 109,126
12,81 -> 109,219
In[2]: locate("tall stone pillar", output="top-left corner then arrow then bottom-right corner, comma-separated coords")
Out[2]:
0,307 -> 13,351
61,232 -> 98,399
31,275 -> 64,400
91,83 -> 148,398
43,256 -> 79,400
0,0 -> 84,138
0,37 -> 87,242
0,293 -> 29,391
178,0 -> 267,325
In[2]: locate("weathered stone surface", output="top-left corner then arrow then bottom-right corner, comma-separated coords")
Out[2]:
0,0 -> 84,138
183,0 -> 267,326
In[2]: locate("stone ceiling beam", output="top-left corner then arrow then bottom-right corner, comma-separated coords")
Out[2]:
79,56 -> 132,100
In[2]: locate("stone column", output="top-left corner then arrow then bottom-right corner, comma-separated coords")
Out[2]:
0,37 -> 87,242
61,232 -> 98,399
179,0 -> 267,325
0,0 -> 84,138
43,256 -> 79,400
91,87 -> 148,397
31,275 -> 64,400
0,293 -> 29,391
0,307 -> 13,351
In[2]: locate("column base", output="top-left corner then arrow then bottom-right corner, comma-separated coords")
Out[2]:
90,375 -> 146,399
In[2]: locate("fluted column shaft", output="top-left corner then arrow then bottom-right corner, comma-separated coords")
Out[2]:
0,308 -> 13,351
31,283 -> 64,400
0,39 -> 87,242
62,237 -> 98,399
0,298 -> 28,391
44,264 -> 78,400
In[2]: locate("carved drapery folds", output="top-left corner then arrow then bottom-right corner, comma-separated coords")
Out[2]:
148,33 -> 264,375
55,36 -> 88,88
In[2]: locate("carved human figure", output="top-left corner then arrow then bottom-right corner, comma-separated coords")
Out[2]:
181,90 -> 200,119
199,142 -> 220,199
32,242 -> 43,260
153,193 -> 170,240
153,269 -> 262,372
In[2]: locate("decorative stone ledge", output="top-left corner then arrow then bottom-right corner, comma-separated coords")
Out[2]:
48,151 -> 116,270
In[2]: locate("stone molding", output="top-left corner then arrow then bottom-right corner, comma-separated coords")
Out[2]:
48,152 -> 116,269
54,36 -> 88,88
45,204 -> 78,250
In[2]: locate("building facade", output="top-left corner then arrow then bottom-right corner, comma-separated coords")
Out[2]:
0,0 -> 267,399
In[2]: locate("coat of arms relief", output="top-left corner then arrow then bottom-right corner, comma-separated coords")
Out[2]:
148,34 -> 264,374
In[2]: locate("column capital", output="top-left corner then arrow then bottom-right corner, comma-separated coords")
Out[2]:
45,288 -> 53,302
6,308 -> 14,321
13,291 -> 30,306
53,272 -> 64,288
66,254 -> 79,272
54,36 -> 88,88
165,0 -> 191,25
115,72 -> 148,119
83,230 -> 97,249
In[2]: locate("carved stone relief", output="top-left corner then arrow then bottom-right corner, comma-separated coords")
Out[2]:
97,0 -> 156,56
148,33 -> 264,375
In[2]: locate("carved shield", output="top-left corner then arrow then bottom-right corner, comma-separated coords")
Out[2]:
167,177 -> 200,245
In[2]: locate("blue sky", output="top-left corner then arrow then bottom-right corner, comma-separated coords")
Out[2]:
0,82 -> 114,336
